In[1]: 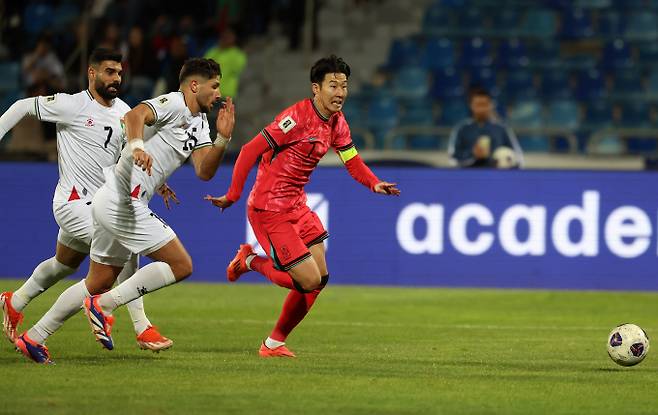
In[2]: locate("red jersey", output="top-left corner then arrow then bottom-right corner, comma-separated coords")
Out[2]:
226,99 -> 380,212
249,99 -> 352,211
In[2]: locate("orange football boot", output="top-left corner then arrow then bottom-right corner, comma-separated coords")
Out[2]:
1,291 -> 24,343
137,325 -> 174,352
259,342 -> 296,358
226,244 -> 254,282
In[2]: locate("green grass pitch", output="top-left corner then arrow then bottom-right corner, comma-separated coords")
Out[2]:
1,279 -> 657,415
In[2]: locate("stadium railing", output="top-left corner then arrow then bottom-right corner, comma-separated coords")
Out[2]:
382,125 -> 579,153
587,128 -> 658,154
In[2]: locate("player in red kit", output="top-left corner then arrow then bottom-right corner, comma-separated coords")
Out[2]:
205,55 -> 400,357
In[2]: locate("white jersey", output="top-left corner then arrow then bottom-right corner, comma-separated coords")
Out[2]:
35,90 -> 131,204
108,91 -> 212,202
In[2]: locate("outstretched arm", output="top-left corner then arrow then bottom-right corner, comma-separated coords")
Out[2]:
0,98 -> 37,141
204,132 -> 270,210
338,144 -> 400,196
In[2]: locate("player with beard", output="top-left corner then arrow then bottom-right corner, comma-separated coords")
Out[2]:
0,48 -> 175,359
12,58 -> 235,363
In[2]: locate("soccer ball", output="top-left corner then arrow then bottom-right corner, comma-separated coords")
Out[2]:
606,323 -> 650,367
492,146 -> 517,169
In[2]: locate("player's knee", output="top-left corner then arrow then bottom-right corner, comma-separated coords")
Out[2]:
171,256 -> 193,281
296,275 -> 323,292
319,274 -> 329,289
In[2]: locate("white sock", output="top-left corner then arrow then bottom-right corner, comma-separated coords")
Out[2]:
265,337 -> 285,349
12,257 -> 77,311
118,255 -> 152,335
98,262 -> 176,314
27,279 -> 90,344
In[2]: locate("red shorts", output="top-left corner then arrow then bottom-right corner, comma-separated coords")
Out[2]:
247,204 -> 328,271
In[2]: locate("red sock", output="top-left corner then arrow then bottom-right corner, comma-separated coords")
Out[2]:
250,256 -> 295,289
270,289 -> 321,342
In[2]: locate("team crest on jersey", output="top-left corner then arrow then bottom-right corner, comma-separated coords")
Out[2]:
85,118 -> 95,127
278,116 -> 296,134
45,95 -> 56,103
158,96 -> 169,106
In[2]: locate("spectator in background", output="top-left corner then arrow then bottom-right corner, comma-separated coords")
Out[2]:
162,36 -> 190,92
203,27 -> 246,100
22,33 -> 66,92
124,26 -> 159,81
448,87 -> 524,168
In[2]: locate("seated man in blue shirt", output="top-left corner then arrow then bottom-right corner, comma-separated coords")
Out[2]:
447,87 -> 524,168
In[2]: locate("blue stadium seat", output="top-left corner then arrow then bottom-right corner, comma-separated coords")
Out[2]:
0,89 -> 24,115
367,95 -> 400,148
387,37 -> 423,70
422,37 -> 455,70
624,12 -> 658,40
574,69 -> 606,100
638,43 -> 658,67
508,99 -> 550,151
422,5 -> 455,37
541,70 -> 572,100
584,100 -> 621,154
545,100 -> 580,129
519,9 -> 557,38
52,2 -> 79,30
400,98 -> 441,149
610,69 -> 643,100
127,77 -> 155,104
497,39 -> 529,69
597,11 -> 625,39
573,0 -> 611,8
469,67 -> 498,93
490,9 -> 522,37
619,101 -> 655,153
509,99 -> 543,128
460,38 -> 493,68
647,69 -> 658,98
23,3 -> 54,35
560,9 -> 594,39
618,101 -> 651,127
505,70 -> 536,100
392,67 -> 430,100
438,99 -> 469,126
528,41 -> 561,69
456,9 -> 486,37
583,100 -> 614,129
601,39 -> 633,69
430,67 -> 464,99
0,62 -> 20,94
342,99 -> 369,148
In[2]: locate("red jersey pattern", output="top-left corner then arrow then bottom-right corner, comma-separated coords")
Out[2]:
247,99 -> 353,212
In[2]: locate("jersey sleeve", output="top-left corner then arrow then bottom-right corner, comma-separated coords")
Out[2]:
261,103 -> 304,150
332,115 -> 359,163
142,93 -> 185,127
34,93 -> 80,124
193,113 -> 213,151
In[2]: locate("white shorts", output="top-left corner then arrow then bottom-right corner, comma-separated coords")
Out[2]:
53,199 -> 93,254
90,185 -> 177,267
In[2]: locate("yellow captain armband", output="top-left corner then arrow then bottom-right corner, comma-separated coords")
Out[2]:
338,146 -> 358,163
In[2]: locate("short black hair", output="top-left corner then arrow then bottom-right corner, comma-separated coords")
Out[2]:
310,55 -> 351,84
179,58 -> 222,84
468,86 -> 491,101
89,48 -> 122,66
